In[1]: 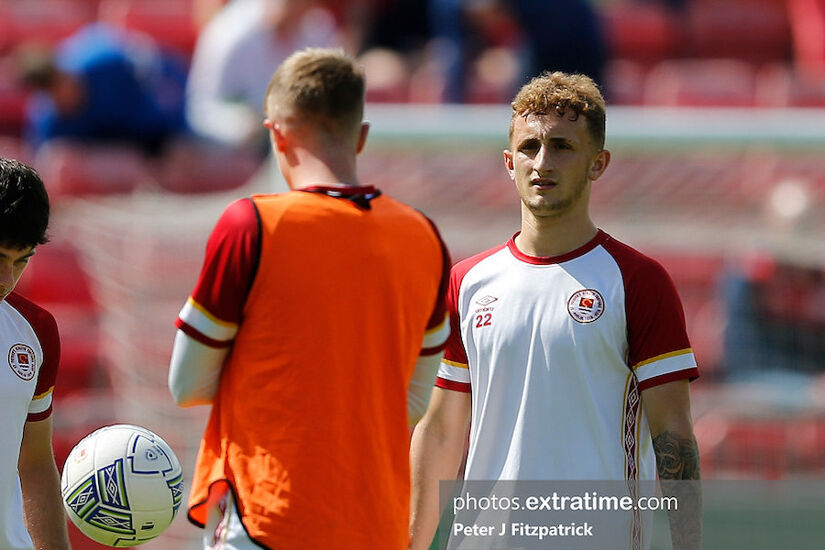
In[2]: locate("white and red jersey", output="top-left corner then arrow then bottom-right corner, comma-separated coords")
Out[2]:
436,230 -> 699,482
0,292 -> 60,550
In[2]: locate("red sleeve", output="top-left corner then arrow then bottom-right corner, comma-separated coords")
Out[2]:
626,260 -> 691,368
7,293 -> 60,421
190,198 -> 260,324
603,238 -> 698,379
424,216 -> 451,332
442,265 -> 467,365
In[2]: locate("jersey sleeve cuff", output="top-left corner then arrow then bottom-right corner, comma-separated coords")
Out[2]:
435,377 -> 471,393
421,315 -> 449,356
177,297 -> 238,346
638,367 -> 700,391
176,318 -> 234,349
27,407 -> 53,422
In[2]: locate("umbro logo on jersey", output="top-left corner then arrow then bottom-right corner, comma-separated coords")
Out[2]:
567,289 -> 605,324
475,295 -> 498,306
8,343 -> 36,381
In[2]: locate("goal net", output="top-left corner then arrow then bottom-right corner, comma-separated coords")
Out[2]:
49,105 -> 825,547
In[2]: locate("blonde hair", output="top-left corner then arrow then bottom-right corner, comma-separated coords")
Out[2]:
510,72 -> 606,148
265,48 -> 365,137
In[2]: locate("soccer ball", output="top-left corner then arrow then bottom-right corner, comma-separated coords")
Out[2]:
60,424 -> 184,547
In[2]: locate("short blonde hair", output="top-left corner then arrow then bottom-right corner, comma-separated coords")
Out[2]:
265,48 -> 365,137
510,72 -> 606,148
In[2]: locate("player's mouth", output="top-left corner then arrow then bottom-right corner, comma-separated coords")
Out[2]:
531,178 -> 558,190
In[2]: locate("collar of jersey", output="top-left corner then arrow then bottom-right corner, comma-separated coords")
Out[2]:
299,184 -> 380,197
506,230 -> 609,265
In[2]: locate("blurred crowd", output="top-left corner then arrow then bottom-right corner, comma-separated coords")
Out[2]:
2,0 -> 824,158
4,0 -> 617,157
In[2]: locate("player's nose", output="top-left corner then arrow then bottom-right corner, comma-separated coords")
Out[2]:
533,145 -> 554,174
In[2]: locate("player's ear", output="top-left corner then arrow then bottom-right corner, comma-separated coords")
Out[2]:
588,149 -> 611,181
356,121 -> 370,155
265,119 -> 288,153
503,149 -> 515,180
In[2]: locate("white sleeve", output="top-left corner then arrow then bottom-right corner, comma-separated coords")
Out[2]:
408,353 -> 444,427
168,330 -> 228,407
408,314 -> 450,427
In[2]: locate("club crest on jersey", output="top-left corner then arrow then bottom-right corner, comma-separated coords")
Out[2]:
567,289 -> 605,324
8,343 -> 36,380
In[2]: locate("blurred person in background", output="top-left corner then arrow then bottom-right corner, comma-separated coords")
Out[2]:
0,157 -> 71,550
16,24 -> 188,156
169,48 -> 450,549
430,0 -> 607,102
185,0 -> 340,156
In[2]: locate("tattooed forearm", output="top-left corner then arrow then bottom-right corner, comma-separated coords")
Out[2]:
652,431 -> 701,480
654,431 -> 702,550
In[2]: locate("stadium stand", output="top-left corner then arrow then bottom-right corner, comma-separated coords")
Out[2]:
0,58 -> 26,134
0,0 -> 96,47
643,59 -> 759,107
685,0 -> 791,62
97,0 -> 198,58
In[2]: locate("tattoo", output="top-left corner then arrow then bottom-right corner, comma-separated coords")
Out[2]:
652,431 -> 701,480
654,432 -> 702,549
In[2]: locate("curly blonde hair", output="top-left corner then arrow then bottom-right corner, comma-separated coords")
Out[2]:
509,72 -> 606,148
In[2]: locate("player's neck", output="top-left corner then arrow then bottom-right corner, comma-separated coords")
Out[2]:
516,210 -> 598,258
283,150 -> 362,189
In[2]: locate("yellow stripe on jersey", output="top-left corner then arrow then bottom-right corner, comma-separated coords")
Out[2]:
187,296 -> 238,329
632,348 -> 693,370
443,358 -> 469,369
32,387 -> 54,401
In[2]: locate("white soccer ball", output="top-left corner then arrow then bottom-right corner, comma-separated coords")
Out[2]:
60,424 -> 184,547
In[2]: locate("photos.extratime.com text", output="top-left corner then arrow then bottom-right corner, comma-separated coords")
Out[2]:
452,491 -> 678,513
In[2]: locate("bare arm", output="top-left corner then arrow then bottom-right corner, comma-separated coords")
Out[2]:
409,387 -> 471,550
18,417 -> 72,550
643,379 -> 701,550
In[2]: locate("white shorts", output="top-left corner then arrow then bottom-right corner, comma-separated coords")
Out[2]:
202,486 -> 258,550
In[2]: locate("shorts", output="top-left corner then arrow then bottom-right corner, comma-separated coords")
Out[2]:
202,485 -> 258,550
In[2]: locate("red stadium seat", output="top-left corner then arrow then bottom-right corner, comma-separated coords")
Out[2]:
2,0 -> 96,47
98,0 -> 198,57
604,59 -> 647,105
787,0 -> 825,75
0,55 -> 27,134
32,142 -> 149,200
0,136 -> 31,165
643,59 -> 758,107
601,3 -> 683,65
685,0 -> 792,63
157,139 -> 261,194
14,240 -> 95,307
756,63 -> 825,107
